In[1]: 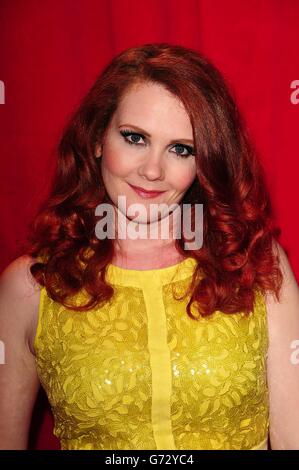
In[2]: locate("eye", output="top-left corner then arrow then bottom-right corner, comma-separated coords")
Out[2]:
120,129 -> 145,146
171,143 -> 195,158
119,129 -> 195,158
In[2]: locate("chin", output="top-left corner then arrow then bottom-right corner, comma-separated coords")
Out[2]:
127,214 -> 158,224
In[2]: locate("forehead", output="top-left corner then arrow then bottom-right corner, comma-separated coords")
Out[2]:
112,81 -> 192,131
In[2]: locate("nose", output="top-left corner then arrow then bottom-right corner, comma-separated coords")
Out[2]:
137,149 -> 165,181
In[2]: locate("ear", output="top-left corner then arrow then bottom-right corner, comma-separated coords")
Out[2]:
95,143 -> 102,158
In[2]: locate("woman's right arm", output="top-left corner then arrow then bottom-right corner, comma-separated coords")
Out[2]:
0,255 -> 41,449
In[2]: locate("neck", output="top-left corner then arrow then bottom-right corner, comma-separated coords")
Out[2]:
111,205 -> 185,269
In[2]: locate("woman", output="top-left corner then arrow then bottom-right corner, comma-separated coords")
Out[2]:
0,43 -> 299,450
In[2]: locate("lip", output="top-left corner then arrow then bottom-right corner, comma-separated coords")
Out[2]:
128,183 -> 167,198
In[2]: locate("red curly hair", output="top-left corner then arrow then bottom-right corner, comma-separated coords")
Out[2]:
25,43 -> 283,318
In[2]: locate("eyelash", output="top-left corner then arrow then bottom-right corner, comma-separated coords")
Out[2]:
120,129 -> 195,158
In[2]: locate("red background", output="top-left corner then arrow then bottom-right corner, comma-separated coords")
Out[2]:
0,0 -> 298,450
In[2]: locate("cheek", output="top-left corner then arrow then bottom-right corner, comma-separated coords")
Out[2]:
167,161 -> 197,192
101,145 -> 132,178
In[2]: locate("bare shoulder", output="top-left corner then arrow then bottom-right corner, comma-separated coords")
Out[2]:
265,241 -> 299,314
0,255 -> 42,449
265,242 -> 299,372
0,254 -> 42,356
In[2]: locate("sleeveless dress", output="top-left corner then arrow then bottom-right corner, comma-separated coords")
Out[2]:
34,256 -> 270,450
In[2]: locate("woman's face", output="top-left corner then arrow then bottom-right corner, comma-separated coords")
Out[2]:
96,81 -> 197,223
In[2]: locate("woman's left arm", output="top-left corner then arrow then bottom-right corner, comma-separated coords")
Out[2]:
265,241 -> 299,449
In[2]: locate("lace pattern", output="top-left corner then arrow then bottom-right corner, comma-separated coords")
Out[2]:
34,257 -> 269,450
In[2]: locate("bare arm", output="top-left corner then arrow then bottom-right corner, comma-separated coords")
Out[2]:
0,255 -> 41,449
266,242 -> 299,449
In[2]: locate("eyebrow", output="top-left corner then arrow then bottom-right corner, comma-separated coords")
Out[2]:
119,124 -> 194,146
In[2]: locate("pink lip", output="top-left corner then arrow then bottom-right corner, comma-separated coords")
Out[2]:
128,183 -> 166,198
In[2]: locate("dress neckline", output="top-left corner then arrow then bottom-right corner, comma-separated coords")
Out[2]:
105,256 -> 198,287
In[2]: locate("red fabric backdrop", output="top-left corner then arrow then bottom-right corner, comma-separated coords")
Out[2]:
0,0 -> 298,450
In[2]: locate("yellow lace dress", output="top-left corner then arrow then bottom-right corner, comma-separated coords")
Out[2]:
34,256 -> 269,450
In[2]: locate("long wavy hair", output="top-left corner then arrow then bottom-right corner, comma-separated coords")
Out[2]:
25,43 -> 283,318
